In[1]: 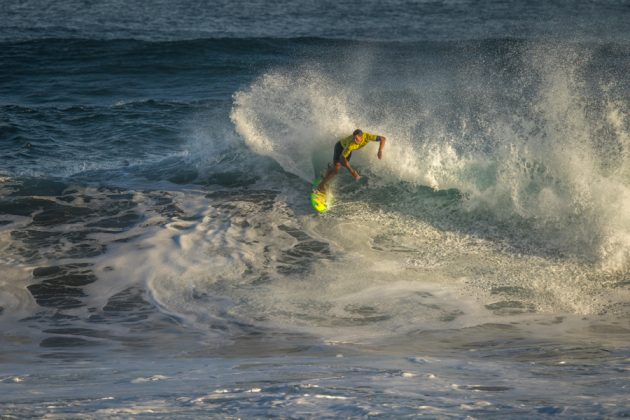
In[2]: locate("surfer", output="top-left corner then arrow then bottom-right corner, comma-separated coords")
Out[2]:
316,129 -> 387,193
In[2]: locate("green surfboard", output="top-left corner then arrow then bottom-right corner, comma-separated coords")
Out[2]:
310,178 -> 332,213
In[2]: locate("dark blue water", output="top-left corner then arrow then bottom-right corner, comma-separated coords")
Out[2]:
2,1 -> 630,417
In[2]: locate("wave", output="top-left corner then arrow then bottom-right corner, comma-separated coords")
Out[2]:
231,41 -> 630,270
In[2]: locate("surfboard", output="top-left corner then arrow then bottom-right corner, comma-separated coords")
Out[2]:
310,178 -> 332,213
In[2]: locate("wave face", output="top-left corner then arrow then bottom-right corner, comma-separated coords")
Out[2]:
232,40 -> 630,270
2,2 -> 630,417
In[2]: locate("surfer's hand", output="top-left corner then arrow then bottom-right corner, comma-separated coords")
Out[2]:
377,150 -> 383,159
354,173 -> 361,181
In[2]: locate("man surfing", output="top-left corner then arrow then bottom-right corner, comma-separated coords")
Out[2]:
315,129 -> 387,193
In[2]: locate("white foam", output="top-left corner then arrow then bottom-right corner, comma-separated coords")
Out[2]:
73,182 -> 630,351
0,264 -> 37,322
131,375 -> 170,384
229,44 -> 630,272
231,68 -> 358,181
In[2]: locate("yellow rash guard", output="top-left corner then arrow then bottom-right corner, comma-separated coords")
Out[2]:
339,132 -> 380,158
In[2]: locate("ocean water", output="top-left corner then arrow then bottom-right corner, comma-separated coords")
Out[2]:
2,0 -> 630,417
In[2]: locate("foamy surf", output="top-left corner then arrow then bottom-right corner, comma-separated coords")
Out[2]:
2,3 -> 630,416
231,42 -> 630,271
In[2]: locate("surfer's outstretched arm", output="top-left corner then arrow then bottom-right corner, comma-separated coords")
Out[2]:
377,136 -> 386,159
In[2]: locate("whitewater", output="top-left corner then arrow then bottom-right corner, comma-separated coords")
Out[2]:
1,0 -> 630,417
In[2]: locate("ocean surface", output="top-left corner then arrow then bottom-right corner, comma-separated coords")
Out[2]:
2,0 -> 630,417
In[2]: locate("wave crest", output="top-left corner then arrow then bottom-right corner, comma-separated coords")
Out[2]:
231,42 -> 630,270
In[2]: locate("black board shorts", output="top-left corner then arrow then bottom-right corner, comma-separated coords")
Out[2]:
333,141 -> 351,163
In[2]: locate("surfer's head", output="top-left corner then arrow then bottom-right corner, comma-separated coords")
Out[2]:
353,129 -> 363,144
